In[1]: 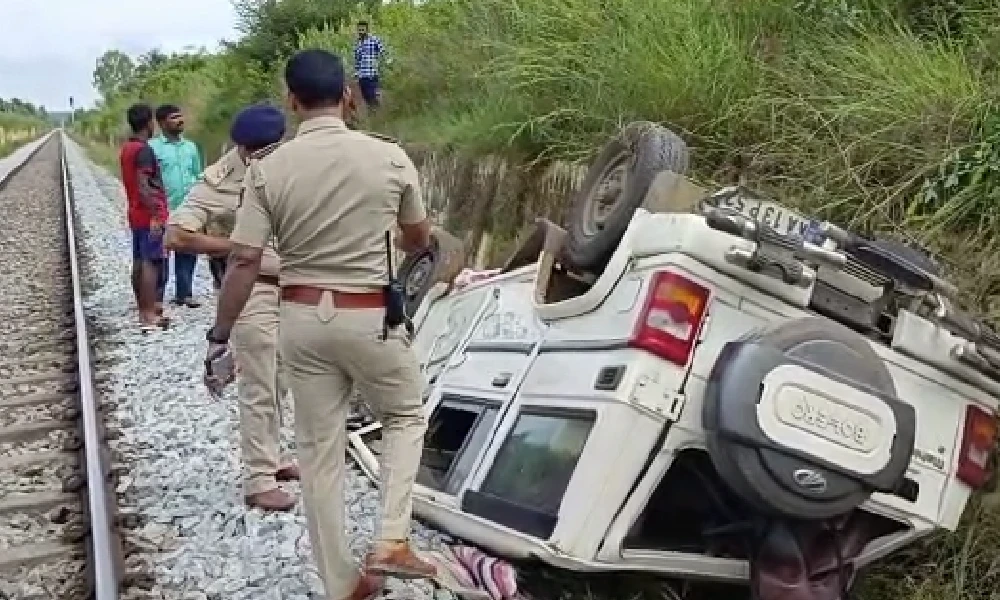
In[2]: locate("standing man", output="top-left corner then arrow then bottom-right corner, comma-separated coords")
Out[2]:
150,104 -> 203,308
120,103 -> 170,330
165,104 -> 299,512
354,20 -> 387,110
205,49 -> 435,600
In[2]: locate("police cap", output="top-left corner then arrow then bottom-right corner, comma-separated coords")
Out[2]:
230,104 -> 286,149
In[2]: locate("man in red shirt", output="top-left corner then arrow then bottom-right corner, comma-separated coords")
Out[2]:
120,103 -> 170,330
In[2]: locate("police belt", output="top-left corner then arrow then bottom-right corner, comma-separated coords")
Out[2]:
256,274 -> 280,287
280,285 -> 385,309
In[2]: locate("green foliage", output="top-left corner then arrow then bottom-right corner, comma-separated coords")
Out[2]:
0,97 -> 47,121
92,50 -> 135,99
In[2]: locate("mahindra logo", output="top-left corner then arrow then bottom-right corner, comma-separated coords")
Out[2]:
793,468 -> 828,494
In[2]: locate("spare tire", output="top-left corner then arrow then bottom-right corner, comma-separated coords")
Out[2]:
703,318 -> 915,520
565,122 -> 690,272
867,237 -> 941,277
397,228 -> 466,316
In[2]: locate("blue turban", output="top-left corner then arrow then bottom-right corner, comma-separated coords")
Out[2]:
230,104 -> 286,148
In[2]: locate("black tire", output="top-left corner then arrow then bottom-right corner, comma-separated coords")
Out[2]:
705,317 -> 910,520
868,237 -> 941,276
565,122 -> 690,271
397,228 -> 466,316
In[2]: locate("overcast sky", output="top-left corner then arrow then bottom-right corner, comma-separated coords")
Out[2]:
0,0 -> 239,111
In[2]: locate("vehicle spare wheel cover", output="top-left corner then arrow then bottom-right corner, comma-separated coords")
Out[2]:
398,228 -> 466,315
703,317 -> 916,520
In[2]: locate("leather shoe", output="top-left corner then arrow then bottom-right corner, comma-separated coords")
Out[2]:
365,541 -> 437,579
245,488 -> 296,512
275,463 -> 301,481
338,572 -> 384,600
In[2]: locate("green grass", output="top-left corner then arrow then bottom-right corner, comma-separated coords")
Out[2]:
0,139 -> 32,160
71,135 -> 119,174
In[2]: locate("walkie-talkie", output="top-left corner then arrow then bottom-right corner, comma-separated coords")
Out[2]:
383,230 -> 411,339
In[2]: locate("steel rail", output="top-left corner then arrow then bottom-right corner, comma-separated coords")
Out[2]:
57,130 -> 120,599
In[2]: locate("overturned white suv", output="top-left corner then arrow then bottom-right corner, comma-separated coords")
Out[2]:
349,122 -> 1000,600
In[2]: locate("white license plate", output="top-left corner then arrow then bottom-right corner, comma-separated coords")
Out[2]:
717,194 -> 817,240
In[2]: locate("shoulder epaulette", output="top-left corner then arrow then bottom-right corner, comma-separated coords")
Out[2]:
360,130 -> 400,145
203,161 -> 234,187
250,142 -> 282,160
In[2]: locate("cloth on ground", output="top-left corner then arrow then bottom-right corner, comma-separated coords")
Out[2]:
453,268 -> 503,291
420,544 -> 520,600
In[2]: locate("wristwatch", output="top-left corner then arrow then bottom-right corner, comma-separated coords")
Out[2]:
206,326 -> 229,344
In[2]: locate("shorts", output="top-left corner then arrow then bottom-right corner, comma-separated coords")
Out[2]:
358,76 -> 380,106
131,227 -> 165,262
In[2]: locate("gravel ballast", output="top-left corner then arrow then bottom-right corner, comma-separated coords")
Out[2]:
64,137 -> 449,600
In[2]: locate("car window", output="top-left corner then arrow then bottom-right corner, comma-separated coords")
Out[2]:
418,397 -> 500,495
479,410 -> 595,517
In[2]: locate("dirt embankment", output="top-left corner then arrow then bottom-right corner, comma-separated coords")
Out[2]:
409,147 -> 587,266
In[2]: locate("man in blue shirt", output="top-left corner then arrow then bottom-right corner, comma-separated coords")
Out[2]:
150,104 -> 203,307
354,20 -> 387,110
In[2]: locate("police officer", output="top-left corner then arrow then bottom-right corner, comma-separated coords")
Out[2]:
165,104 -> 299,512
205,49 -> 436,600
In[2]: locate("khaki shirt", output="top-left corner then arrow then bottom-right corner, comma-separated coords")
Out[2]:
231,116 -> 426,291
169,147 -> 280,277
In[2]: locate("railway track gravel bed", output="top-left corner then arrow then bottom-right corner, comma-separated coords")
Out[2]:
63,137 -> 450,600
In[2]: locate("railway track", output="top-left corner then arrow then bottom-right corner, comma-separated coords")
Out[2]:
0,133 -> 120,600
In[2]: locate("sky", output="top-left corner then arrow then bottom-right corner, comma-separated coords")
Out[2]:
0,0 -> 239,112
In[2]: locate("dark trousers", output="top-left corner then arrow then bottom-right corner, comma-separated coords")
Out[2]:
132,227 -> 169,303
209,257 -> 227,290
155,260 -> 168,303
358,76 -> 380,106
166,251 -> 197,301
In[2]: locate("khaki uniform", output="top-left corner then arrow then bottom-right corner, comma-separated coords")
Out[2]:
231,116 -> 427,599
169,147 -> 290,496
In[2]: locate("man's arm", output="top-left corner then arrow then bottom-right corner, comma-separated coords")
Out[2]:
165,183 -> 234,257
134,146 -> 165,218
189,142 -> 204,176
210,165 -> 271,341
166,227 -> 232,257
396,157 -> 431,253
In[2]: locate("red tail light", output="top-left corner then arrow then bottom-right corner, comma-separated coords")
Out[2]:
956,404 -> 998,489
629,271 -> 710,366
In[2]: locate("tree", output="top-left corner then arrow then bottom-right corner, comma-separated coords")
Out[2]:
92,50 -> 135,100
229,0 -> 366,70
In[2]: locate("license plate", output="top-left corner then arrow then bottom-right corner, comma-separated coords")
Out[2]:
717,193 -> 817,240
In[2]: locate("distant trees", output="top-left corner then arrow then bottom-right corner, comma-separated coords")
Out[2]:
92,50 -> 136,100
0,97 -> 46,119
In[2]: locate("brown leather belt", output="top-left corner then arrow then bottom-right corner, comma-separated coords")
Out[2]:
281,285 -> 385,308
256,274 -> 280,287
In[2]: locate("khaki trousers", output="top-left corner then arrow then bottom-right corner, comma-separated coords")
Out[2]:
280,299 -> 427,600
230,282 -> 290,496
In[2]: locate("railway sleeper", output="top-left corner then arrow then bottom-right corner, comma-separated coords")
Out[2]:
0,420 -> 75,445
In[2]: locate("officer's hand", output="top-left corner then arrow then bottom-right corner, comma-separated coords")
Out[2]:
203,342 -> 237,399
150,218 -> 164,237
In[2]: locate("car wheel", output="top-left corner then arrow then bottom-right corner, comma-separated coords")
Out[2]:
565,121 -> 690,271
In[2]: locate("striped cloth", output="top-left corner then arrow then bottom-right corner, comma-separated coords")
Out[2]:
453,268 -> 503,291
421,544 -> 520,600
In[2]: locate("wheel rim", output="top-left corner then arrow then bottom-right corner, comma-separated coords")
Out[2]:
405,252 -> 434,300
581,150 -> 629,238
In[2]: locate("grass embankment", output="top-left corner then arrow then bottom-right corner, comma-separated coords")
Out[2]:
72,135 -> 118,173
0,113 -> 47,159
70,1 -> 1000,597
